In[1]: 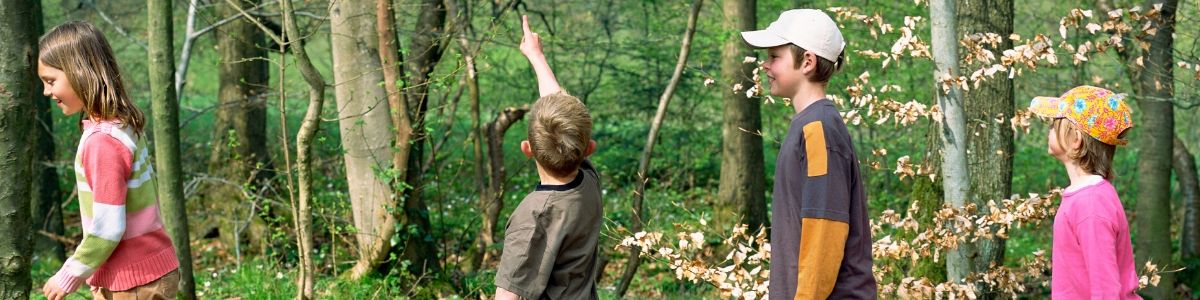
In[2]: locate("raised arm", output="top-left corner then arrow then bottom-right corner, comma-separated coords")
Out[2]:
519,15 -> 563,97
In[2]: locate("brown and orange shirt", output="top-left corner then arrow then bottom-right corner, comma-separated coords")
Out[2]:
769,99 -> 876,299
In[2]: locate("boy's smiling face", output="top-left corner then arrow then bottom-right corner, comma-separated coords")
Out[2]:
763,45 -> 807,99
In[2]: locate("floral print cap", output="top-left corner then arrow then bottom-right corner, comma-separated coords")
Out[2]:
1029,85 -> 1133,146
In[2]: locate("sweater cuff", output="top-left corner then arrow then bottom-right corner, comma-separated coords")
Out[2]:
50,268 -> 85,294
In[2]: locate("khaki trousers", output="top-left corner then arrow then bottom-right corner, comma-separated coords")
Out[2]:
91,270 -> 179,300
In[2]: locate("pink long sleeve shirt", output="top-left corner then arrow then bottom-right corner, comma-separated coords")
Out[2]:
49,120 -> 178,293
1052,179 -> 1141,299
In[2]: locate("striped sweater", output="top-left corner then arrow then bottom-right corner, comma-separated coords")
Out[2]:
49,120 -> 178,293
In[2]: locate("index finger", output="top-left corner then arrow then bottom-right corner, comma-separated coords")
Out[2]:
522,15 -> 531,35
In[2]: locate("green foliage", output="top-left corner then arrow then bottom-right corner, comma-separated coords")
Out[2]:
26,0 -> 1200,298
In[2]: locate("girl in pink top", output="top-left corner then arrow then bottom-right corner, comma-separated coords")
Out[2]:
1030,86 -> 1140,299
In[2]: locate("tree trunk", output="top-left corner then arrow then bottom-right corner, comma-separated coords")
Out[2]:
718,0 -> 765,233
331,0 -> 400,280
0,0 -> 38,297
398,0 -> 448,275
148,0 -> 197,298
956,0 -> 1013,295
29,0 -> 65,262
207,0 -> 272,259
277,0 -> 324,296
1132,1 -> 1178,297
1175,138 -> 1199,260
931,0 -> 974,284
476,106 -> 530,270
377,0 -> 411,206
616,0 -> 703,296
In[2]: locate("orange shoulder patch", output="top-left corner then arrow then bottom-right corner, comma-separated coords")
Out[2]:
802,121 -> 828,177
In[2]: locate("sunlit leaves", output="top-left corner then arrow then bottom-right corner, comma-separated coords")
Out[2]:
618,224 -> 769,299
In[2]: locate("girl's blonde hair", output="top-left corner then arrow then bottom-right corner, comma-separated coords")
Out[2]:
1052,118 -> 1119,180
39,21 -> 145,135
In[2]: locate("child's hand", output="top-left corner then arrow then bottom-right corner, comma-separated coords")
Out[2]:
519,15 -> 544,60
42,281 -> 67,300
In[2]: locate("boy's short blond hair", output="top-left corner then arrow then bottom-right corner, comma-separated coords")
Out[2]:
527,92 -> 592,177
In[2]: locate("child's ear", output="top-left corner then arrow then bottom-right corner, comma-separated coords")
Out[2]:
521,140 -> 534,158
1069,129 -> 1085,153
584,140 -> 597,157
801,52 -> 818,75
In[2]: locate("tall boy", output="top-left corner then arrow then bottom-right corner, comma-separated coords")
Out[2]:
493,15 -> 603,300
741,9 -> 876,299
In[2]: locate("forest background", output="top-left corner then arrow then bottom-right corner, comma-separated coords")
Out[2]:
0,0 -> 1199,299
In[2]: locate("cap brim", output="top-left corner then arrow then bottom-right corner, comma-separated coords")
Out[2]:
1029,96 -> 1067,119
740,30 -> 789,48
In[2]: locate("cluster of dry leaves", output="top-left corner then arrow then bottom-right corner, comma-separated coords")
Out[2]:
618,223 -> 771,299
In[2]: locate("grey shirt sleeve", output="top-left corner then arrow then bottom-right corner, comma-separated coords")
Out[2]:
494,195 -> 568,299
792,120 -> 852,223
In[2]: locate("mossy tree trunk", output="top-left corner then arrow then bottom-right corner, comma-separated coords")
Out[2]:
931,0 -> 974,284
957,0 -> 1014,296
206,0 -> 272,257
331,0 -> 400,279
717,0 -> 766,233
148,0 -> 197,298
1130,0 -> 1179,297
0,0 -> 38,297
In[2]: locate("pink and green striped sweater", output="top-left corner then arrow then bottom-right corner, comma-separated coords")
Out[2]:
49,120 -> 178,293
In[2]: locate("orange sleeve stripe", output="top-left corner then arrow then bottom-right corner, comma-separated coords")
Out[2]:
802,121 -> 828,177
794,218 -> 849,300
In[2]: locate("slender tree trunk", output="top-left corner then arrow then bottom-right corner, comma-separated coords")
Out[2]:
0,0 -> 38,297
931,0 -> 974,284
148,0 -> 198,298
398,0 -> 448,275
459,26 -> 493,272
207,0 -> 272,258
718,0 -> 765,233
1175,138 -> 1199,260
956,0 -> 1013,295
377,0 -> 411,202
331,0 -> 399,280
29,0 -> 65,262
617,0 -> 703,296
276,0 -> 324,297
1132,1 -> 1178,297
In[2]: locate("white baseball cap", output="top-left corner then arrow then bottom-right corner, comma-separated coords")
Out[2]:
740,9 -> 845,62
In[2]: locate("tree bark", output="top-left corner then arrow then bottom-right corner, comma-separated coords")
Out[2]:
29,0 -> 65,262
617,0 -> 703,296
377,0 -> 411,203
398,0 -> 448,275
207,0 -> 272,259
718,0 -> 765,234
931,0 -> 974,284
148,0 -> 198,298
1131,1 -> 1178,298
331,0 -> 400,280
1175,138 -> 1199,260
956,0 -> 1013,295
0,0 -> 38,297
278,0 -> 324,296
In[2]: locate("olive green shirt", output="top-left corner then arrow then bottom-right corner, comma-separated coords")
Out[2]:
495,161 -> 602,300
